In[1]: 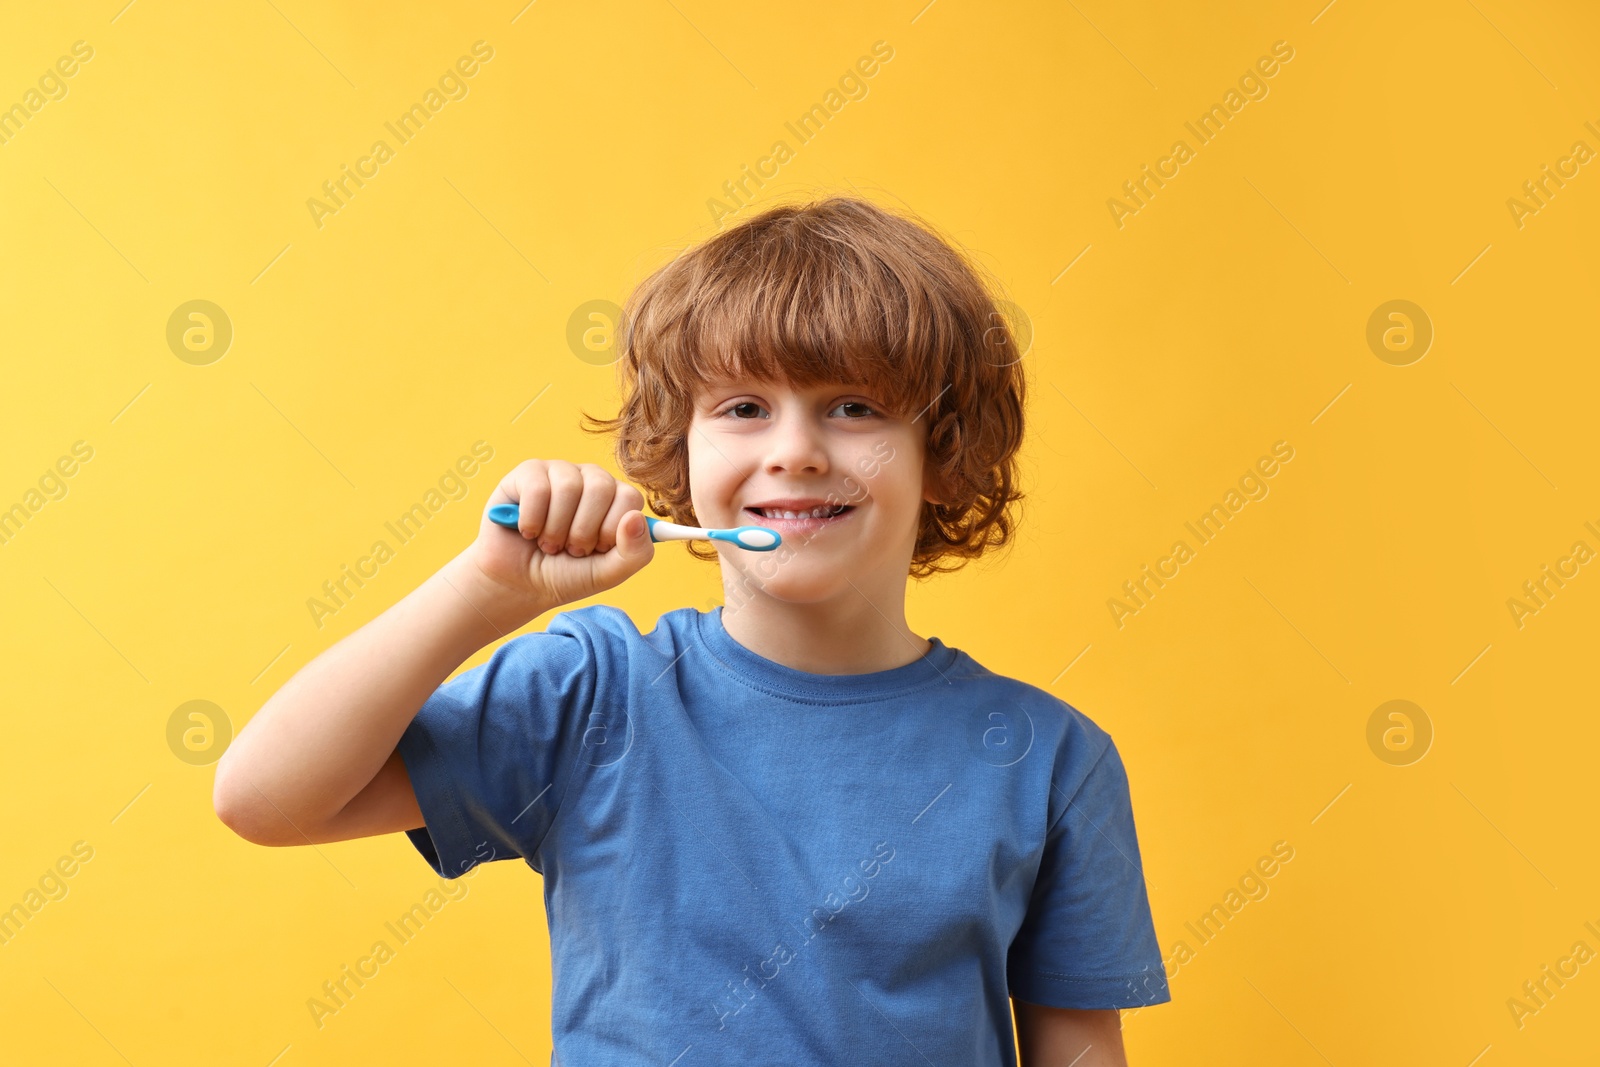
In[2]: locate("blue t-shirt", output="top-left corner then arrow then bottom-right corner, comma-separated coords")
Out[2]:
397,604 -> 1169,1066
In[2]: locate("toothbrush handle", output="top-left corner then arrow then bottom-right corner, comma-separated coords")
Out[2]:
644,516 -> 702,542
494,506 -> 695,544
487,509 -> 778,553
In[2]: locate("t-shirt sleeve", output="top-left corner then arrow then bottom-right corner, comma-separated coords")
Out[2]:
1007,735 -> 1171,1010
394,611 -> 602,879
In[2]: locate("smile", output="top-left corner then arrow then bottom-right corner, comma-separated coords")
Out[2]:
743,505 -> 857,530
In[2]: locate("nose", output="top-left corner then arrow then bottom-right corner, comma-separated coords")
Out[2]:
762,404 -> 830,476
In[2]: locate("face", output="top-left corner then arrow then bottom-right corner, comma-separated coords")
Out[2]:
687,375 -> 941,606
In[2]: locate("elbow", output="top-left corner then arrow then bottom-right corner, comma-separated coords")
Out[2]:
212,769 -> 259,843
212,756 -> 280,846
214,801 -> 264,845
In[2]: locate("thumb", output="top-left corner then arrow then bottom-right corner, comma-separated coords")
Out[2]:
592,510 -> 655,585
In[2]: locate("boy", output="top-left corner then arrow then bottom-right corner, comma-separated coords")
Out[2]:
214,197 -> 1170,1065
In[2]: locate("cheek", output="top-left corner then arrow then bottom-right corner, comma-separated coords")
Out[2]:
686,447 -> 738,515
686,434 -> 718,477
852,438 -> 918,497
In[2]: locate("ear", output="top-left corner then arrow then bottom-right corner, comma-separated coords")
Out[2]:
921,460 -> 947,507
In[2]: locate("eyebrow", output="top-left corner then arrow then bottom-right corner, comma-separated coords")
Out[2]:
698,378 -> 878,394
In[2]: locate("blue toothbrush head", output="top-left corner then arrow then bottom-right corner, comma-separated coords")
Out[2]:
707,525 -> 782,551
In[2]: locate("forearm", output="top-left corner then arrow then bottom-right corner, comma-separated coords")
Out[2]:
214,550 -> 547,838
1014,1003 -> 1128,1067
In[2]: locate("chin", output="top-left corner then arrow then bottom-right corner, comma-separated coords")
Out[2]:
723,561 -> 853,606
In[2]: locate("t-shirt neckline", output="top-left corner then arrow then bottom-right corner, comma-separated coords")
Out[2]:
691,605 -> 959,703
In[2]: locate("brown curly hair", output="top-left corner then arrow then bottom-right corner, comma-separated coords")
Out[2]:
579,194 -> 1028,579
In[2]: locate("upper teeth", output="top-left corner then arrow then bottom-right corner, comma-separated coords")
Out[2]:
758,505 -> 845,519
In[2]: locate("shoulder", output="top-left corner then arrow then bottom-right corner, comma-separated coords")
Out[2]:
541,602 -> 643,642
953,652 -> 1117,795
475,605 -> 694,703
531,602 -> 698,662
952,650 -> 1114,749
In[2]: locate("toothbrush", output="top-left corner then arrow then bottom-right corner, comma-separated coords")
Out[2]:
487,504 -> 782,552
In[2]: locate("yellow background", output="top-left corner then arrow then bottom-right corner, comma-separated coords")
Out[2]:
3,1 -> 1597,1063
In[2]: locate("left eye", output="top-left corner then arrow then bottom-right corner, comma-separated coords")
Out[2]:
718,401 -> 877,419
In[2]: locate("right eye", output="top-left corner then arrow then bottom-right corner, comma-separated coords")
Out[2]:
720,402 -> 767,420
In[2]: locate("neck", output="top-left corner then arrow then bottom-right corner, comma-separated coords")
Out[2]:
718,578 -> 932,675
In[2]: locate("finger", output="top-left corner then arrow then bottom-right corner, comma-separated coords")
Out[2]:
587,508 -> 655,588
594,483 -> 645,553
513,462 -> 552,540
563,466 -> 617,557
487,462 -> 528,508
538,462 -> 584,553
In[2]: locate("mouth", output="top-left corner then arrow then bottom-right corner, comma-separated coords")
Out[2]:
743,504 -> 857,530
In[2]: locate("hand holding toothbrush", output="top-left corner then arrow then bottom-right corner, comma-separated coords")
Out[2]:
465,459 -> 657,613
467,459 -> 783,617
